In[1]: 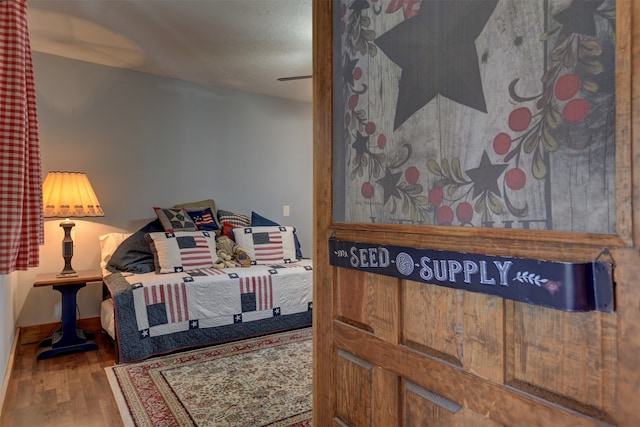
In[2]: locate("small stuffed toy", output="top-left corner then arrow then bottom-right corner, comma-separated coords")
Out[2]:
213,236 -> 251,268
235,248 -> 252,267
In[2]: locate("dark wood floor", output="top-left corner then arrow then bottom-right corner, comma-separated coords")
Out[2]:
1,331 -> 124,427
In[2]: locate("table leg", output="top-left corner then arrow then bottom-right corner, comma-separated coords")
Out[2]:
37,283 -> 98,360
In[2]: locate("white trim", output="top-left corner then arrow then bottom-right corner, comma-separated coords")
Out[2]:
0,327 -> 19,413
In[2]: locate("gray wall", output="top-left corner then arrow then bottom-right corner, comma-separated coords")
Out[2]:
13,52 -> 313,328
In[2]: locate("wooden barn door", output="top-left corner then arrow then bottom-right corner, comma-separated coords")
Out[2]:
313,1 -> 640,426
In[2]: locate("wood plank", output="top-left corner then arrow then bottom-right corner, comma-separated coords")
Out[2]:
334,321 -> 615,426
0,332 -> 121,427
312,0 -> 336,426
334,349 -> 372,426
506,305 -> 616,413
463,293 -> 504,382
373,366 -> 399,426
403,281 -> 464,366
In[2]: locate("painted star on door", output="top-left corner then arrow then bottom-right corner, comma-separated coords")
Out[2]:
335,0 -> 616,233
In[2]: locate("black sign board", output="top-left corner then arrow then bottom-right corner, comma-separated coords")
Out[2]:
328,238 -> 614,313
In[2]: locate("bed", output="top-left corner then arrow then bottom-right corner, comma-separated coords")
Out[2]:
99,201 -> 313,363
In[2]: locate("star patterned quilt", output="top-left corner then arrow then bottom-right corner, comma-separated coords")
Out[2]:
103,259 -> 313,363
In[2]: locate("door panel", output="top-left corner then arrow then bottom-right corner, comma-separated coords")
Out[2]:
506,305 -> 617,419
313,0 -> 639,425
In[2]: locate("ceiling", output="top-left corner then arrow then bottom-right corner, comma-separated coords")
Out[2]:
27,0 -> 313,103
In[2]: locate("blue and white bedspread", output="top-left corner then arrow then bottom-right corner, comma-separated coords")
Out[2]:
104,259 -> 313,363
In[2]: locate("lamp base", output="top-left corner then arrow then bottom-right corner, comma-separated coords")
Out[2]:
59,220 -> 77,277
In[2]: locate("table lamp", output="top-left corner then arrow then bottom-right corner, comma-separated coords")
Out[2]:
42,172 -> 104,277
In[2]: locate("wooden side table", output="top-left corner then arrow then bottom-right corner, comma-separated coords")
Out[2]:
33,269 -> 103,360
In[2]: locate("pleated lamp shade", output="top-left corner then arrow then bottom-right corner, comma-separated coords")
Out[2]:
42,172 -> 104,218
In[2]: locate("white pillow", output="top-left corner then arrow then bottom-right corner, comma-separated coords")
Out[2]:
98,232 -> 131,275
145,231 -> 217,273
232,226 -> 298,264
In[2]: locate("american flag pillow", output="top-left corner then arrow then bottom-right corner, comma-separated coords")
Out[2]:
232,226 -> 298,265
145,231 -> 217,273
186,207 -> 219,231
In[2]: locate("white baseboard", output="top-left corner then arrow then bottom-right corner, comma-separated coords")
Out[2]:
0,327 -> 20,415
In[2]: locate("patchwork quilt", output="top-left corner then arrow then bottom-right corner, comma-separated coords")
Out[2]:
104,259 -> 313,363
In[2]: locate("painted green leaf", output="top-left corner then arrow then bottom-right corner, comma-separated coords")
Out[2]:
545,107 -> 563,129
488,192 -> 503,215
441,158 -> 451,177
390,155 -> 403,169
582,80 -> 599,93
451,158 -> 464,181
580,60 -> 603,75
414,195 -> 428,206
532,149 -> 547,179
362,29 -> 376,41
542,126 -> 560,152
474,196 -> 485,213
523,132 -> 539,154
579,39 -> 602,56
540,30 -> 554,42
427,159 -> 442,175
539,26 -> 559,42
405,184 -> 423,196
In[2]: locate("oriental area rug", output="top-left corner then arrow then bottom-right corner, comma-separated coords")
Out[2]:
105,328 -> 313,427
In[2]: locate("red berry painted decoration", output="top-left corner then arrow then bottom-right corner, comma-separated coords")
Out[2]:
428,187 -> 443,206
377,134 -> 386,149
436,206 -> 454,225
361,182 -> 374,199
555,73 -> 581,101
353,67 -> 363,80
505,168 -> 526,190
508,107 -> 532,132
456,202 -> 474,223
365,121 -> 376,135
348,94 -> 358,110
563,98 -> 590,124
493,132 -> 511,155
405,166 -> 419,185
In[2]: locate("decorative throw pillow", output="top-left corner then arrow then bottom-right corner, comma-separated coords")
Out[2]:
186,207 -> 219,231
145,231 -> 217,273
106,219 -> 165,274
174,199 -> 221,230
99,232 -> 131,274
232,226 -> 298,264
251,211 -> 303,259
220,221 -> 240,240
154,207 -> 198,232
217,209 -> 251,228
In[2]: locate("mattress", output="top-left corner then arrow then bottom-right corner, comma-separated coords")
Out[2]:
101,297 -> 116,340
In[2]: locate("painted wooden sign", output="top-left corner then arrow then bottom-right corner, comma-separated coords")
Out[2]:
329,238 -> 614,312
333,0 -> 617,233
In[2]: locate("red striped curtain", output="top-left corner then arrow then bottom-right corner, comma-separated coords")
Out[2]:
0,0 -> 43,274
